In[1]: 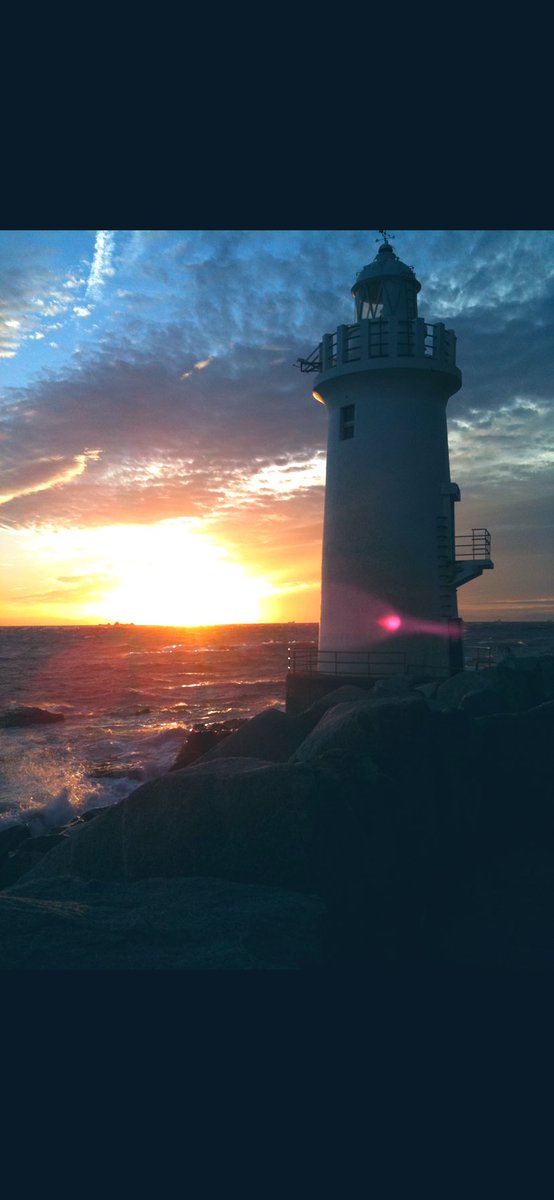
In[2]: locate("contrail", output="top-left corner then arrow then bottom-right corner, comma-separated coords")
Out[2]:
87,231 -> 115,295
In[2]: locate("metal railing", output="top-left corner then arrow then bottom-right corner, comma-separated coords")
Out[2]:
295,343 -> 321,372
475,645 -> 496,670
288,645 -> 407,677
455,529 -> 492,560
295,317 -> 457,374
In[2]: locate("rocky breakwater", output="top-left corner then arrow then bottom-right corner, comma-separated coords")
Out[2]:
1,656 -> 554,969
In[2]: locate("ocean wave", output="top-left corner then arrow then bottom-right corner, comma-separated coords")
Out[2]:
0,742 -> 104,833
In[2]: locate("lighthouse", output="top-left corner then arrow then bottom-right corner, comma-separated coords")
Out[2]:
292,232 -> 493,689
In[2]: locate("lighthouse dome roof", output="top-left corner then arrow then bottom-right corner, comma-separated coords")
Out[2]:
352,242 -> 421,295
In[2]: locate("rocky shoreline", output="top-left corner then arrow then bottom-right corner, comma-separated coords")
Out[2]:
1,654 -> 554,968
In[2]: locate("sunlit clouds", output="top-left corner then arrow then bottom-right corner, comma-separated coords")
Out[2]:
1,230 -> 553,624
0,450 -> 101,506
181,357 -> 213,380
242,454 -> 326,498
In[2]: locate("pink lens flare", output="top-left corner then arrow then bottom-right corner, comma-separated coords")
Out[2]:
378,614 -> 402,632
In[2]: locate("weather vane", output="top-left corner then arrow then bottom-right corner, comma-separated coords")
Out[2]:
377,230 -> 395,247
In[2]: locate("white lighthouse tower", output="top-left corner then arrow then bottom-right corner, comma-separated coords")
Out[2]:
295,232 -> 493,684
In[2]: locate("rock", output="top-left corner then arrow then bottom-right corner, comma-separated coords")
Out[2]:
0,876 -> 327,969
78,806 -> 112,824
436,660 -> 543,713
9,674 -> 553,967
370,675 -> 417,698
13,752 -> 424,965
494,659 -> 544,708
305,685 -> 377,721
171,728 -> 231,770
63,807 -> 109,830
188,707 -> 322,767
459,688 -> 512,717
497,654 -> 554,699
87,763 -> 144,780
17,758 -> 330,893
435,670 -> 499,710
0,823 -> 31,857
0,849 -> 49,889
0,831 -> 67,888
414,681 -> 439,699
25,834 -> 67,853
525,700 -> 554,719
292,695 -> 430,778
170,720 -> 246,770
0,706 -> 65,728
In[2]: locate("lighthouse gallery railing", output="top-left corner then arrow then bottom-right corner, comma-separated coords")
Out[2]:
296,318 -> 456,373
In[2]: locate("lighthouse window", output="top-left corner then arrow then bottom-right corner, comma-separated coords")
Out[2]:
340,404 -> 355,440
359,282 -> 384,320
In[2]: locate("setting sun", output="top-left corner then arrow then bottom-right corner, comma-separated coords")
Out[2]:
88,523 -> 270,625
0,519 -> 274,626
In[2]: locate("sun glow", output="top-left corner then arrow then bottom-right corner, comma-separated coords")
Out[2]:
85,523 -> 270,625
0,520 -> 271,626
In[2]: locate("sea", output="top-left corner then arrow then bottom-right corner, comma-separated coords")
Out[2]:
1,621 -> 554,834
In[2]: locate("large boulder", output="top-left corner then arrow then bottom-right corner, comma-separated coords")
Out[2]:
187,707 -> 322,767
370,676 -> 417,698
13,753 -> 421,964
171,728 -> 231,770
436,660 -> 544,713
0,823 -> 31,857
0,876 -> 327,970
305,685 -> 378,721
0,826 -> 68,888
291,695 -> 431,778
170,720 -> 246,770
15,758 -> 336,892
459,688 -> 513,717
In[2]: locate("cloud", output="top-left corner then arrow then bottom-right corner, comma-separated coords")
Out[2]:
73,305 -> 92,318
0,331 -> 326,553
0,451 -> 102,507
86,231 -> 116,296
181,356 -> 213,380
0,242 -> 79,359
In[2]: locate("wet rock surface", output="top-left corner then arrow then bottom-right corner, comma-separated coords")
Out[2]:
170,720 -> 245,770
